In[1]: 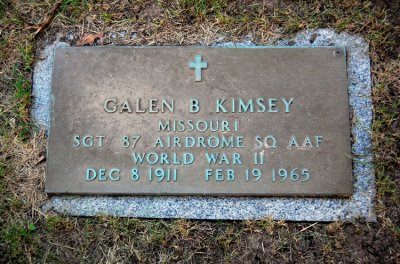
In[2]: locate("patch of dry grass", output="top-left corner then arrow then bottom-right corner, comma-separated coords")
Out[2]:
1,0 -> 399,263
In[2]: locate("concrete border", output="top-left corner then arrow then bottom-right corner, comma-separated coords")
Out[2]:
34,29 -> 375,221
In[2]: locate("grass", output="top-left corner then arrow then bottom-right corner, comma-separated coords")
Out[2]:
0,0 -> 399,263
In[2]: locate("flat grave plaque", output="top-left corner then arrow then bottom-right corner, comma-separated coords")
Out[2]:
46,46 -> 352,196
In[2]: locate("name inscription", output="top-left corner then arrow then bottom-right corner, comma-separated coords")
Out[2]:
103,97 -> 294,113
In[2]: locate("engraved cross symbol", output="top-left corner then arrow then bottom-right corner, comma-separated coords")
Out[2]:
189,55 -> 208,82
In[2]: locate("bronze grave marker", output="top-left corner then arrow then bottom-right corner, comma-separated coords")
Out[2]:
46,47 -> 352,196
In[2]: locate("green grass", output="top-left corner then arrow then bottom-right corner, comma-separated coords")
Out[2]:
13,71 -> 32,140
2,223 -> 36,262
179,0 -> 227,19
0,162 -> 6,213
0,0 -> 9,20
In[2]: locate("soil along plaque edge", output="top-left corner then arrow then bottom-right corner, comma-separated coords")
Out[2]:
46,46 -> 352,196
35,29 -> 375,221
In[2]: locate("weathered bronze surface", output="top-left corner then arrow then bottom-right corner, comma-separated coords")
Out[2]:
46,47 -> 352,196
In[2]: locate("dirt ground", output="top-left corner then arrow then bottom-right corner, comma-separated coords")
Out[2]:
0,0 -> 399,263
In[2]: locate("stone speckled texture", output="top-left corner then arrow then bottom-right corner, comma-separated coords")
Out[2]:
32,41 -> 68,130
35,29 -> 375,221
